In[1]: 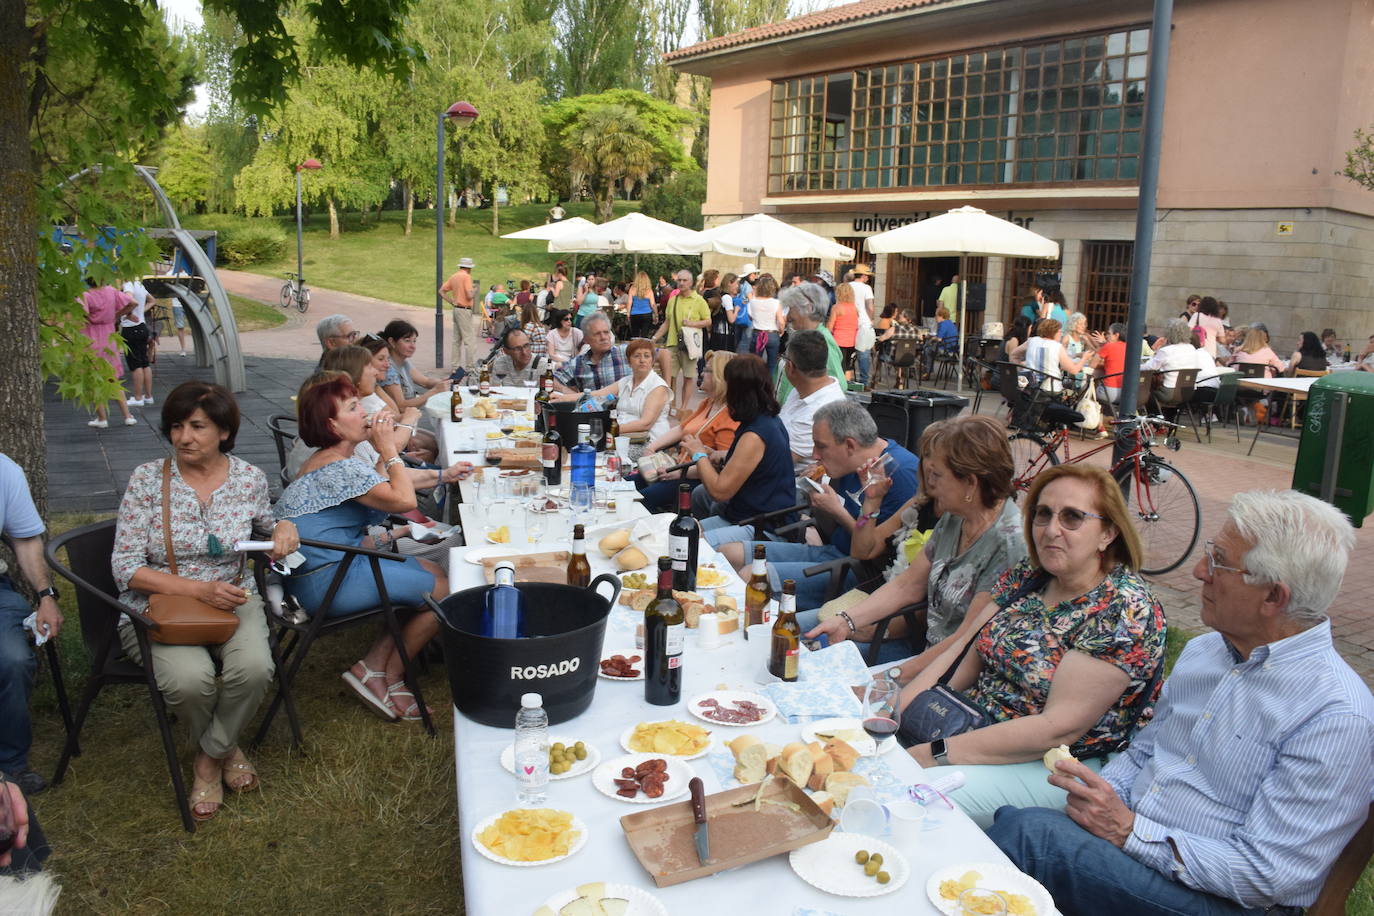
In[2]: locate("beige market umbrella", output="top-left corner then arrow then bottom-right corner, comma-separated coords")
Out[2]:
688,213 -> 855,261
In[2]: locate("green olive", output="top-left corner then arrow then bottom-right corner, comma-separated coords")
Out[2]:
868,853 -> 883,866
854,850 -> 869,865
573,743 -> 587,759
551,742 -> 565,754
876,871 -> 890,884
864,860 -> 880,877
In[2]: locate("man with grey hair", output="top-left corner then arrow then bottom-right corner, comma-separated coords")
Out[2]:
776,330 -> 846,468
314,314 -> 357,367
715,398 -> 920,611
1143,317 -> 1202,402
990,489 -> 1373,916
776,282 -> 846,402
552,312 -> 629,395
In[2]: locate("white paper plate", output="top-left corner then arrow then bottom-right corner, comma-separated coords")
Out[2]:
536,882 -> 668,916
800,717 -> 898,757
598,650 -> 645,681
926,861 -> 1055,916
485,531 -> 518,545
591,753 -> 695,804
499,736 -> 600,781
471,810 -> 588,867
687,690 -> 776,728
619,722 -> 713,760
789,833 -> 909,898
693,564 -> 733,590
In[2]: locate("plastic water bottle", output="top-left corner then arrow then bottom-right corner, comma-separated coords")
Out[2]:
514,692 -> 550,805
570,422 -> 596,490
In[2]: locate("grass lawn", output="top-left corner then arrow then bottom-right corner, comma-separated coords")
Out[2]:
228,294 -> 288,331
22,515 -> 1374,913
185,201 -> 635,311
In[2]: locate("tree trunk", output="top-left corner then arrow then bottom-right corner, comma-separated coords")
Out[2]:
0,7 -> 46,516
404,182 -> 413,236
596,187 -> 615,222
448,188 -> 457,227
492,192 -> 499,236
328,196 -> 339,239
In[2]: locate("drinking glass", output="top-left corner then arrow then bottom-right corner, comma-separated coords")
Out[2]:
525,503 -> 546,544
570,482 -> 595,520
861,668 -> 902,753
498,410 -> 516,444
846,451 -> 895,505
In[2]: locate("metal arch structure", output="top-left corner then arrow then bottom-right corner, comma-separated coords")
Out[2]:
132,165 -> 245,392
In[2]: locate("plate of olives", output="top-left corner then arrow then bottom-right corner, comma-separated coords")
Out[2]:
788,833 -> 909,898
500,736 -> 599,780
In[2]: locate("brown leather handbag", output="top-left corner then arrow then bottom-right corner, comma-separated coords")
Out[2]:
146,458 -> 242,646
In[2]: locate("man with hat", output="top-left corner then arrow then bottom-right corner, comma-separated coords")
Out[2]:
733,263 -> 758,352
848,264 -> 877,387
440,256 -> 479,368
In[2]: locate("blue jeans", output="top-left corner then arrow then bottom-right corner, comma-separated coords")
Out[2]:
703,537 -> 846,611
636,477 -> 683,514
0,579 -> 37,774
856,348 -> 871,386
987,807 -> 1270,916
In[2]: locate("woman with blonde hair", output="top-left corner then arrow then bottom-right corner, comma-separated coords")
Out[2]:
635,350 -> 740,512
1231,326 -> 1287,378
826,279 -> 860,376
629,270 -> 657,339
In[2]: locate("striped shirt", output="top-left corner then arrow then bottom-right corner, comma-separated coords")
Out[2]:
1101,621 -> 1374,909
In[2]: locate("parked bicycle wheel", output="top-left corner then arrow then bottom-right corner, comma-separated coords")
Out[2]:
1114,457 -> 1201,576
1009,433 -> 1058,495
296,285 -> 310,313
280,282 -> 294,309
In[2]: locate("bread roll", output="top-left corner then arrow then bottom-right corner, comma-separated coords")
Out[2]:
614,546 -> 648,571
717,613 -> 739,634
1043,744 -> 1073,771
730,735 -> 769,784
779,742 -> 813,789
824,772 -> 869,807
715,596 -> 738,614
807,744 -> 834,791
629,589 -> 654,612
809,790 -> 835,815
598,529 -> 631,557
823,738 -> 861,772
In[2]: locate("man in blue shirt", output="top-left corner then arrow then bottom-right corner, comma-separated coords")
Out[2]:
715,399 -> 919,613
0,454 -> 64,798
989,489 -> 1373,916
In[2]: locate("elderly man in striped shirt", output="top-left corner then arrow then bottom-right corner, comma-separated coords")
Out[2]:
989,489 -> 1373,916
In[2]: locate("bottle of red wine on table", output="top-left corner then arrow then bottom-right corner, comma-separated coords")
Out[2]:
668,482 -> 699,592
644,556 -> 684,706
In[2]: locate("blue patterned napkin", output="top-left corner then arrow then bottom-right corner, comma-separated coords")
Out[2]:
798,640 -> 871,685
795,908 -> 849,916
761,678 -> 863,723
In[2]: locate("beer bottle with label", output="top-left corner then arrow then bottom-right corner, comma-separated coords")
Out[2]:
534,376 -> 552,434
606,408 -> 620,451
768,579 -> 800,681
567,524 -> 591,587
743,544 -> 772,630
479,364 -> 492,398
541,415 -> 562,487
668,483 -> 699,591
449,380 -> 463,423
644,556 -> 684,706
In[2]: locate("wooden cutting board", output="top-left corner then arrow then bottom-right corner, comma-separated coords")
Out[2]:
480,550 -> 571,584
484,449 -> 542,469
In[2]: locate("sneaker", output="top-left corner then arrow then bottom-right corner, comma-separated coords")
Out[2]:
127,397 -> 145,407
5,767 -> 47,795
179,350 -> 188,357
124,417 -> 138,426
143,396 -> 154,406
87,418 -> 108,429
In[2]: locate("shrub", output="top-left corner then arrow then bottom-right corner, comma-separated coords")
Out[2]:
218,223 -> 289,266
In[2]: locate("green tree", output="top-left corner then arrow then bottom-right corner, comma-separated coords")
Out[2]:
567,104 -> 657,222
641,169 -> 706,230
197,10 -> 260,213
1342,126 -> 1374,191
155,123 -> 214,213
552,0 -> 645,96
2,0 -> 419,512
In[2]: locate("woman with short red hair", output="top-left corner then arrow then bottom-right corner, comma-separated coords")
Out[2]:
275,374 -> 448,722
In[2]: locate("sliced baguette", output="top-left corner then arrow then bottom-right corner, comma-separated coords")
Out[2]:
809,790 -> 835,815
823,738 -> 861,772
824,771 -> 870,807
806,743 -> 835,791
779,741 -> 813,789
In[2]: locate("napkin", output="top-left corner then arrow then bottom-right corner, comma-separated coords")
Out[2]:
795,908 -> 849,916
798,639 -> 872,685
761,678 -> 863,723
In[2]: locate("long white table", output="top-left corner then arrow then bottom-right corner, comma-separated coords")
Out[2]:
445,540 -> 1017,915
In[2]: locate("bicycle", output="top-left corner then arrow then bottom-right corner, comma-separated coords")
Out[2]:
1009,411 -> 1201,576
280,272 -> 310,313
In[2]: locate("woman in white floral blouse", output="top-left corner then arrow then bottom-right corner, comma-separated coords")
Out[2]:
112,382 -> 299,822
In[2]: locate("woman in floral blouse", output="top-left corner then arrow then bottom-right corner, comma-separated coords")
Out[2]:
112,382 -> 299,822
897,463 -> 1165,828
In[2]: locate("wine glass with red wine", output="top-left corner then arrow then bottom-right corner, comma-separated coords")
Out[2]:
861,668 -> 902,753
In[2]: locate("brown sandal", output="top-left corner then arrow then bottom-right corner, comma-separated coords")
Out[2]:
221,748 -> 259,793
190,772 -> 223,822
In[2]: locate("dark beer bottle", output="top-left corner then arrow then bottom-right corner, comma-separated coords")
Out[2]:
567,524 -> 591,587
743,544 -> 772,629
768,579 -> 800,681
644,557 -> 684,706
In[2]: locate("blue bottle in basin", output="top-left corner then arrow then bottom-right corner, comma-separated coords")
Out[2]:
570,422 -> 596,489
481,561 -> 526,639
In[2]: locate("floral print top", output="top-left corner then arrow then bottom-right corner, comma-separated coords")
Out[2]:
970,559 -> 1165,756
112,456 -> 275,617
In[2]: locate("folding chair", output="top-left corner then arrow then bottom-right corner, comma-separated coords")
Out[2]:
266,414 -> 298,489
1153,368 -> 1199,440
1193,373 -> 1242,443
45,520 -> 301,832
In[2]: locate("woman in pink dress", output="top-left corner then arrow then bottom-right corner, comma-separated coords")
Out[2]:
80,280 -> 137,428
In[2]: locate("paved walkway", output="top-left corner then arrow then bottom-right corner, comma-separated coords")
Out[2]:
43,274 -> 1374,682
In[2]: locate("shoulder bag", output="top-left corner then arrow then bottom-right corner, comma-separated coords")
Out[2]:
146,458 -> 243,646
896,570 -> 1049,748
1074,383 -> 1103,429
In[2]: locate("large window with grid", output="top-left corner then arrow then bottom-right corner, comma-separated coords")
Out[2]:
1002,256 -> 1063,325
767,26 -> 1149,194
1078,241 -> 1134,330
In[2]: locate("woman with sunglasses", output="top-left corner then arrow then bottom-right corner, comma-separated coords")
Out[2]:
545,308 -> 583,369
893,463 -> 1165,829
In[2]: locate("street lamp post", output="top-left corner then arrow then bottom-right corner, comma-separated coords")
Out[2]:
435,101 -> 478,368
294,159 -> 322,292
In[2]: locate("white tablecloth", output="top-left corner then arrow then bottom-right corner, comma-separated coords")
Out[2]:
444,541 -> 1016,915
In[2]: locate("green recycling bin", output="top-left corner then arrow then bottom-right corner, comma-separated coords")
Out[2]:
1292,372 -> 1374,527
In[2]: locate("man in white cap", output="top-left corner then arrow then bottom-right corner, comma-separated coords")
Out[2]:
733,263 -> 758,352
440,256 -> 478,368
848,264 -> 876,387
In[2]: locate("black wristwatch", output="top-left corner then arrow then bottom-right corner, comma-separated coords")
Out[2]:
36,586 -> 59,602
929,738 -> 950,765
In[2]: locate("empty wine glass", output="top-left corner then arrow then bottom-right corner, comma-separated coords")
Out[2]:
570,482 -> 595,521
861,668 -> 902,753
525,503 -> 546,544
846,451 -> 895,505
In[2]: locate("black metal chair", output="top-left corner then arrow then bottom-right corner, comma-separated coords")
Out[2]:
266,414 -> 298,489
1154,368 -> 1199,440
1192,373 -> 1242,443
1,536 -> 75,749
799,549 -> 926,666
44,521 -> 301,832
252,536 -> 437,746
995,360 -> 1028,424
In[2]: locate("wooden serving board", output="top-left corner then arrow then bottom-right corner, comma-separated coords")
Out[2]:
495,398 -> 529,411
487,449 -> 542,469
479,550 -> 571,584
619,775 -> 833,887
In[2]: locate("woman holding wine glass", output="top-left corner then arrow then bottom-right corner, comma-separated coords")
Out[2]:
635,351 -> 740,513
893,464 -> 1165,828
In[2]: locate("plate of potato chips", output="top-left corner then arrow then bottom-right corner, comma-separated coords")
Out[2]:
619,720 -> 712,759
473,808 -> 587,867
926,863 -> 1051,916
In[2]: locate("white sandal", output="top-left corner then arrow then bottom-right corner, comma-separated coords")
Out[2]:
341,663 -> 398,720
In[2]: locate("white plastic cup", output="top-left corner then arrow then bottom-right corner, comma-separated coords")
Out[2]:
886,798 -> 928,843
697,612 -> 721,649
614,435 -> 631,461
839,787 -> 890,837
746,623 -> 777,683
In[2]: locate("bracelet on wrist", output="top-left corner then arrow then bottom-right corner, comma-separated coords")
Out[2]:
692,451 -> 709,462
838,610 -> 858,634
383,456 -> 404,471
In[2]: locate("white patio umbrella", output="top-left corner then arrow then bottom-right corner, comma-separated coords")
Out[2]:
501,217 -> 597,288
547,211 -> 705,256
688,213 -> 855,261
866,206 -> 1060,392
